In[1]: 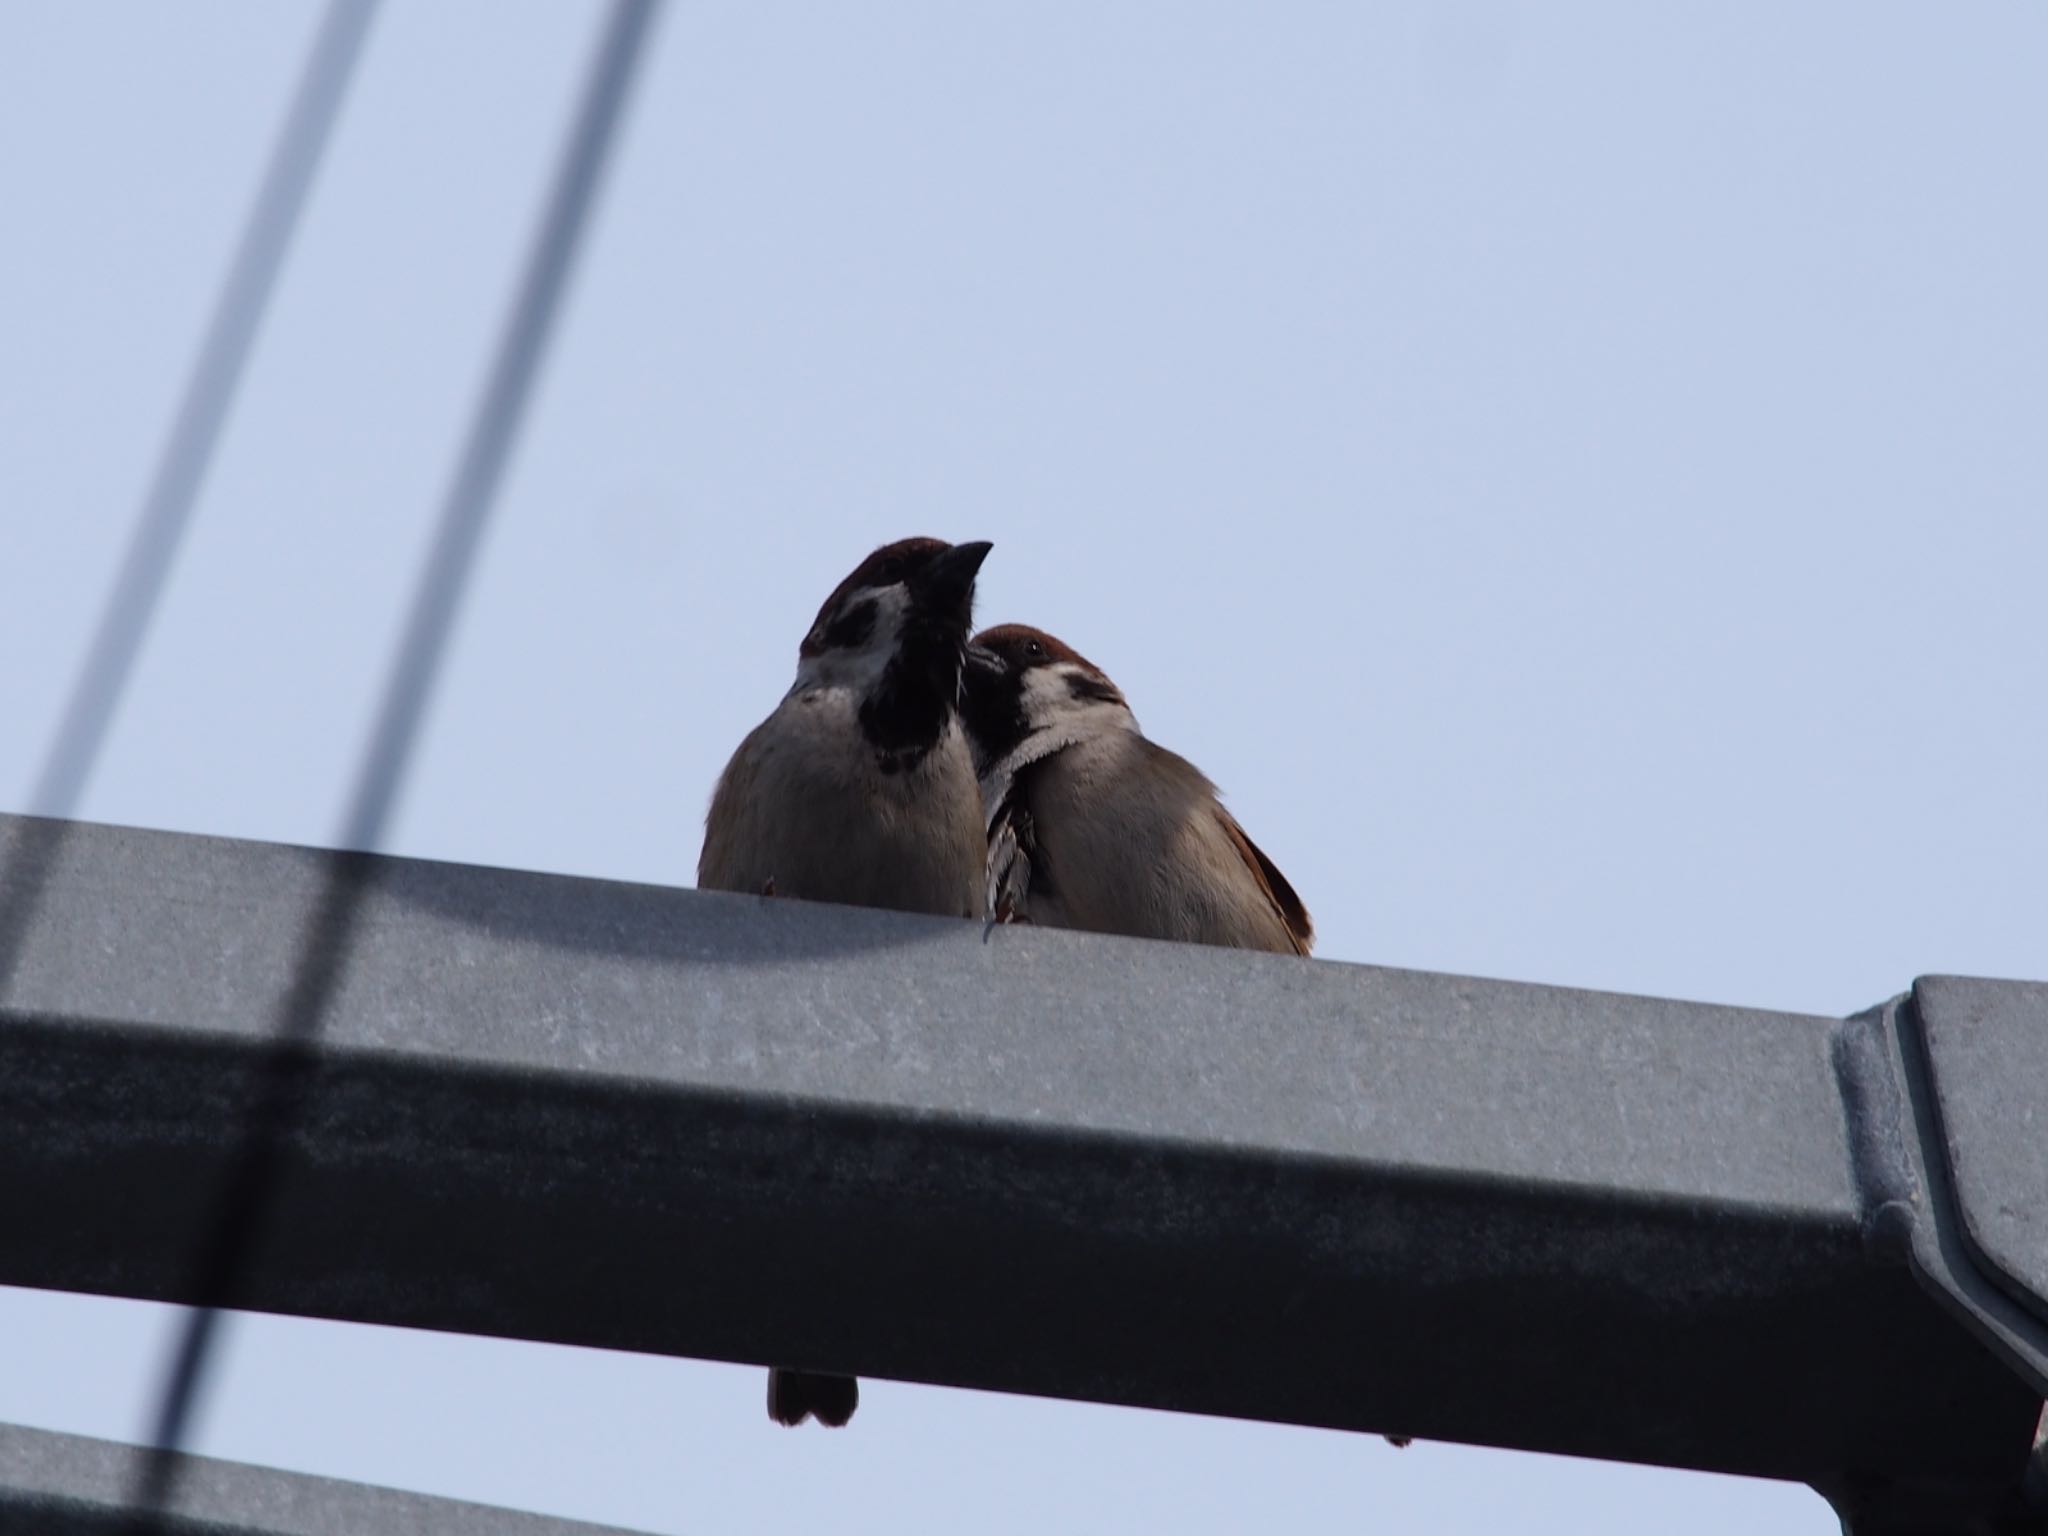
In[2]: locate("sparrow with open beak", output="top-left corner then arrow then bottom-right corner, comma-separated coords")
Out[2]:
961,624 -> 1312,955
699,535 -> 994,1426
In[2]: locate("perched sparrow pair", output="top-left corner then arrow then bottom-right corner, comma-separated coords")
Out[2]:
698,537 -> 1312,1428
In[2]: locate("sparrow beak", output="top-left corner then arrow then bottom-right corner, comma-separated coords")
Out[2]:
915,539 -> 994,616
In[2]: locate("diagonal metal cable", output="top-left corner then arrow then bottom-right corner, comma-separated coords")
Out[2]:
122,2 -> 663,1526
0,0 -> 379,991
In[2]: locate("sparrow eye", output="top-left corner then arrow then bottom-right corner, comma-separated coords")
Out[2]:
1023,639 -> 1044,660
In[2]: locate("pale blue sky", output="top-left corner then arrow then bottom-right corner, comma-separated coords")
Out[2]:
3,2 -> 2044,1530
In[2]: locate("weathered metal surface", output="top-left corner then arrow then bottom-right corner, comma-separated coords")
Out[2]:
0,813 -> 2041,1530
0,1421 -> 651,1534
1913,976 -> 2048,1330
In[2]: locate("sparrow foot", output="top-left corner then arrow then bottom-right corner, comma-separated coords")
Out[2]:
981,895 -> 1027,942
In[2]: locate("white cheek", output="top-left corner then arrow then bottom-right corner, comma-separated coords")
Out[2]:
1022,667 -> 1091,726
1020,665 -> 1138,738
1021,669 -> 1065,715
791,585 -> 911,694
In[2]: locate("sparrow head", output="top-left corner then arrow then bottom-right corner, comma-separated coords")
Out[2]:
963,623 -> 1135,775
797,537 -> 992,684
795,537 -> 994,761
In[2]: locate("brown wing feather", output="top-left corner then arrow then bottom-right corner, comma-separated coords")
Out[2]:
985,798 -> 1034,923
1212,805 -> 1314,956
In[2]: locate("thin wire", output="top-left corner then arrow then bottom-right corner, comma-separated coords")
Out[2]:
0,0 -> 379,1000
121,2 -> 662,1527
29,0 -> 382,823
341,0 -> 660,854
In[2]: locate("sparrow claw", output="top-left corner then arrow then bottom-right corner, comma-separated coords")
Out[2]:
981,895 -> 1027,942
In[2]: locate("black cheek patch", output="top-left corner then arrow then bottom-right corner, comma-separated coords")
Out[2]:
1064,672 -> 1124,707
819,599 -> 877,652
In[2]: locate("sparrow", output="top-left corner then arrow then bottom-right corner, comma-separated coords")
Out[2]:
961,624 -> 1313,955
960,628 -> 1416,1440
699,535 -> 994,1427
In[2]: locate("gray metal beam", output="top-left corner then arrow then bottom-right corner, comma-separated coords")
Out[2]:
1,813 -> 2043,1532
0,1421 -> 652,1534
1911,976 -> 2048,1333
